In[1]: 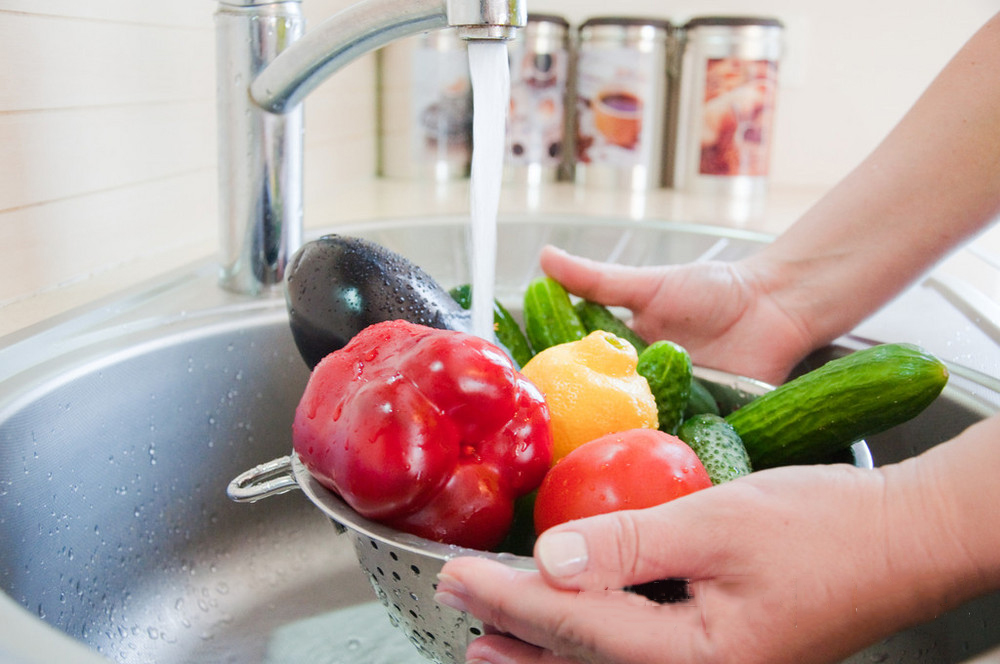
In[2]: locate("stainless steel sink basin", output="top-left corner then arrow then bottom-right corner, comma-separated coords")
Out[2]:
1,216 -> 999,663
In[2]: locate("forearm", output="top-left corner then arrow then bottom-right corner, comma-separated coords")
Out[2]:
745,13 -> 1000,349
881,413 -> 1000,622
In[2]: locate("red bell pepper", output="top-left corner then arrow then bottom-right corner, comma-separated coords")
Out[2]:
293,319 -> 553,550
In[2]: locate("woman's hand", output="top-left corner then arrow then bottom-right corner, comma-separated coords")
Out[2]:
435,449 -> 987,664
537,11 -> 1000,386
539,245 -> 814,384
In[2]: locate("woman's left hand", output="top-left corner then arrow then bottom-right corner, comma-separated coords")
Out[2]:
435,456 -> 975,664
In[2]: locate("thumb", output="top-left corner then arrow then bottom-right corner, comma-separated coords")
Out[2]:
539,245 -> 662,311
533,498 -> 718,592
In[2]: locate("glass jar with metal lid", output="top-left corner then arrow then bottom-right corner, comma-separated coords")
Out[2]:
572,16 -> 673,192
505,13 -> 572,186
673,16 -> 784,200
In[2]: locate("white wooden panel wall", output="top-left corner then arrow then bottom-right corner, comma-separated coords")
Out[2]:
0,0 -> 375,319
1,0 -> 995,335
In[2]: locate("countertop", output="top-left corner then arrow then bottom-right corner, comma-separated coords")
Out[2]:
4,178 -> 1000,355
0,179 -> 830,340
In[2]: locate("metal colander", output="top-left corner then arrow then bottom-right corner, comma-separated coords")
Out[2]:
227,367 -> 872,664
228,452 -> 535,664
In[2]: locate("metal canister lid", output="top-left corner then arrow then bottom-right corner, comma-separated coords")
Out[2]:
679,16 -> 784,68
580,16 -> 672,30
527,13 -> 570,28
683,16 -> 783,30
579,16 -> 672,46
519,13 -> 570,50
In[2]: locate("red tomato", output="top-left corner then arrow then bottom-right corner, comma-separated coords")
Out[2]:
533,428 -> 712,534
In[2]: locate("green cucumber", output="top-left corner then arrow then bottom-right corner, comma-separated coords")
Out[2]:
726,343 -> 949,469
637,340 -> 693,435
449,284 -> 534,367
522,277 -> 587,352
573,300 -> 649,353
495,490 -> 537,556
678,413 -> 752,484
685,377 -> 721,418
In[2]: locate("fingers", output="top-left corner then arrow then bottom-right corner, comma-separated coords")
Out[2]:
538,245 -> 661,311
532,495 -> 730,592
436,557 -> 705,664
465,633 -> 576,664
434,494 -> 746,662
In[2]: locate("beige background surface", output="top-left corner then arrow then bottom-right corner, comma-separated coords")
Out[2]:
0,1 -> 997,337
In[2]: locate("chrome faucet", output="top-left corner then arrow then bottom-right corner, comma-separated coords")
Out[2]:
215,0 -> 525,295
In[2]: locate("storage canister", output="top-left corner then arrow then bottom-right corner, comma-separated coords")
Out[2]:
572,17 -> 672,191
378,29 -> 472,181
505,14 -> 572,186
673,16 -> 784,199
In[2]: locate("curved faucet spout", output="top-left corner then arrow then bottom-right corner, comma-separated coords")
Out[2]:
216,0 -> 524,295
251,0 -> 525,114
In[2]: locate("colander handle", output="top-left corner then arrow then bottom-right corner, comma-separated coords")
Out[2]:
227,455 -> 300,502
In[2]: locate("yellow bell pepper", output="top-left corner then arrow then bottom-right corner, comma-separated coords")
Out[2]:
520,330 -> 658,463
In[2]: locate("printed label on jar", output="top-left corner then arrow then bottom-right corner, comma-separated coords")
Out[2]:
410,45 -> 472,165
698,58 -> 778,176
575,47 -> 654,168
507,43 -> 568,167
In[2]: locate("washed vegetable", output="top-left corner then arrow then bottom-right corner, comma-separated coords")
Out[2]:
522,277 -> 587,352
677,413 -> 752,484
520,330 -> 659,463
533,428 -> 712,534
285,235 -> 470,369
449,284 -> 534,367
292,320 -> 553,550
574,300 -> 649,353
637,340 -> 694,434
496,491 -> 538,556
727,343 -> 949,468
684,377 -> 721,418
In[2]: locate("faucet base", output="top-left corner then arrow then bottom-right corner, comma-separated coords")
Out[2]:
215,1 -> 304,295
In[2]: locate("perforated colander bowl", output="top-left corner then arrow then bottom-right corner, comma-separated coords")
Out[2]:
229,452 -> 533,664
227,367 -> 872,664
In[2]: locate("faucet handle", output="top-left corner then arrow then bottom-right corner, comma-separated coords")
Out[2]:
447,0 -> 526,40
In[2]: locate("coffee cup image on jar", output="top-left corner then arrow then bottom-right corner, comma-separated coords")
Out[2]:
592,88 -> 644,149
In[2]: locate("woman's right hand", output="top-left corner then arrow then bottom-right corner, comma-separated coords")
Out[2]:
539,245 -> 813,384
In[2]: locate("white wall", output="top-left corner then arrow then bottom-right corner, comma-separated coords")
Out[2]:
0,1 -> 996,331
0,0 -> 372,315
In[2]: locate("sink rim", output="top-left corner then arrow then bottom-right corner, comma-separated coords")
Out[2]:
3,213 -> 1000,664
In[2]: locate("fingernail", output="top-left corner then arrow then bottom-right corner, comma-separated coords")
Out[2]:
435,573 -> 470,613
536,530 -> 588,578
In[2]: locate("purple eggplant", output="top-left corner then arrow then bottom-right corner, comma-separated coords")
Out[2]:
285,235 -> 471,369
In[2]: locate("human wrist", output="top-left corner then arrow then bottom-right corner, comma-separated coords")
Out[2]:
919,419 -> 1000,593
735,250 -> 835,355
879,430 -> 1000,622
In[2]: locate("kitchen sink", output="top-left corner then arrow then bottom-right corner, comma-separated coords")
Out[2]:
1,216 -> 999,663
